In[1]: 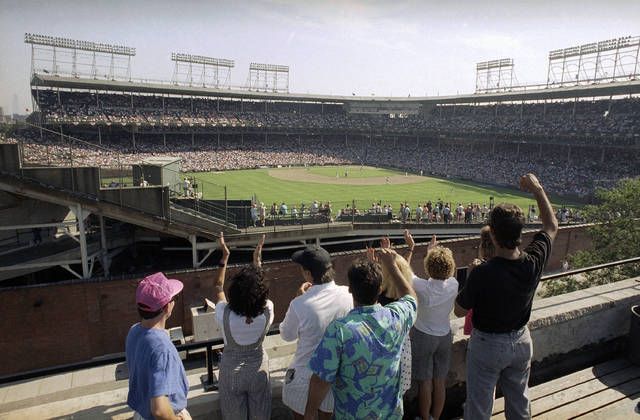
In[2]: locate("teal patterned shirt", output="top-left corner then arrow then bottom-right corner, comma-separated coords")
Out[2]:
309,295 -> 417,419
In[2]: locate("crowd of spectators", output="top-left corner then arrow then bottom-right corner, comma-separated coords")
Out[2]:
34,90 -> 640,146
8,127 -> 637,198
6,90 -> 639,198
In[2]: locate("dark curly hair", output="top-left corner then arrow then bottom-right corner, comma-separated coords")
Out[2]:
348,259 -> 382,306
228,265 -> 269,319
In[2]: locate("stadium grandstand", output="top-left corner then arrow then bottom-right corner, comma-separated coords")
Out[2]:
12,31 -> 640,200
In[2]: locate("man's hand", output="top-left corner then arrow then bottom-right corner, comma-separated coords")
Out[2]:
253,234 -> 266,268
297,281 -> 312,296
519,173 -> 543,194
519,174 -> 558,241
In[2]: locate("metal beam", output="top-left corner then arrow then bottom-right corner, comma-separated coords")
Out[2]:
0,260 -> 82,271
0,221 -> 76,231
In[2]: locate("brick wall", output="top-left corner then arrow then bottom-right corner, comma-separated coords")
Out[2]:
0,224 -> 592,375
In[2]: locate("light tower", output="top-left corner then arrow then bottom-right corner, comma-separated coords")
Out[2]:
246,62 -> 289,92
171,53 -> 234,88
24,33 -> 136,80
546,36 -> 640,86
475,59 -> 515,93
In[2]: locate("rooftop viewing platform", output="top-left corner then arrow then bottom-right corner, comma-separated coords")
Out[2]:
1,274 -> 638,419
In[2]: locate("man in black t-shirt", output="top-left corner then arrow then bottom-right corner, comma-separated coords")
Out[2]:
455,173 -> 558,420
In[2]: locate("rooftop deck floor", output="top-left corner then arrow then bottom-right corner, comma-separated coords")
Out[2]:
492,358 -> 640,419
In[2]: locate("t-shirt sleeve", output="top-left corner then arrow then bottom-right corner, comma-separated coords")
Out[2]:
308,320 -> 343,383
524,231 -> 552,279
456,268 -> 478,310
387,295 -> 418,334
148,350 -> 171,398
215,301 -> 227,332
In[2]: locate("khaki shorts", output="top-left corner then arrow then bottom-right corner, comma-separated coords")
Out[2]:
411,327 -> 452,380
282,366 -> 334,415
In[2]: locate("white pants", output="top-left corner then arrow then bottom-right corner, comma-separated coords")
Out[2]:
282,366 -> 334,415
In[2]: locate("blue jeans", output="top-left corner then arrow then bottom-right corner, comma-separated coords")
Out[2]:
465,326 -> 532,420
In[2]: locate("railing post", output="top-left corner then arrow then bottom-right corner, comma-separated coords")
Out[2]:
206,343 -> 214,386
224,186 -> 228,224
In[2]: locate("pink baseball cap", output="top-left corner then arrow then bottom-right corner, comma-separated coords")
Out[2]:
136,272 -> 184,312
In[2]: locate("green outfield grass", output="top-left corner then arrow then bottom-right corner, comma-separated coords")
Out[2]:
188,166 -> 577,210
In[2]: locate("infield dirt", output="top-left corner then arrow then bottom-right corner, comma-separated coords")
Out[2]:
267,167 -> 423,185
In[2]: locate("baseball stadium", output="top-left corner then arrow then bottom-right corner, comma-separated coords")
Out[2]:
0,27 -> 639,419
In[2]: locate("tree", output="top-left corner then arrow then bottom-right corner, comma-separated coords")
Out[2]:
540,178 -> 640,297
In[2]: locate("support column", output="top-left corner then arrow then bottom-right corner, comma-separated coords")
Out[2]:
75,205 -> 89,279
217,132 -> 221,147
132,129 -> 136,149
163,133 -> 167,147
98,126 -> 102,145
99,215 -> 110,277
190,234 -> 198,269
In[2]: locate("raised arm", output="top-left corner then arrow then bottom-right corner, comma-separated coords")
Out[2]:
378,248 -> 416,299
213,232 -> 230,304
519,173 -> 558,241
253,234 -> 266,268
403,229 -> 415,264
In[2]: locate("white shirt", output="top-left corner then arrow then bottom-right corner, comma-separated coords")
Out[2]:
279,281 -> 353,370
215,299 -> 274,346
412,275 -> 458,336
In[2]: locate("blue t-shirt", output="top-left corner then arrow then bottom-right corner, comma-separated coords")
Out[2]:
125,323 -> 189,419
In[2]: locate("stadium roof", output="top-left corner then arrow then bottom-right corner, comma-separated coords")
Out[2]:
32,74 -> 640,105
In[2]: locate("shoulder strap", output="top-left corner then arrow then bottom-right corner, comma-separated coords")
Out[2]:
222,304 -> 240,348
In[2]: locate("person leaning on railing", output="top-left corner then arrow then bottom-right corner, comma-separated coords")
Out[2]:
212,233 -> 273,420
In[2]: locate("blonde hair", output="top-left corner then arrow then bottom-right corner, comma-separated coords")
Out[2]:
479,226 -> 495,260
425,246 -> 456,280
381,254 -> 413,300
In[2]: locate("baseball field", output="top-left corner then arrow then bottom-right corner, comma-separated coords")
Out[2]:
187,165 -> 573,210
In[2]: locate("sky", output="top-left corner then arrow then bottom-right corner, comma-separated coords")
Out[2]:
1,0 -> 639,115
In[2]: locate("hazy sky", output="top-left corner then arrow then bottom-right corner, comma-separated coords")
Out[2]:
1,0 -> 639,114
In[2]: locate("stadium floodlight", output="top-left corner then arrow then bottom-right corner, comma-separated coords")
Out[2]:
475,58 -> 515,93
25,33 -> 136,56
171,52 -> 234,68
476,58 -> 513,71
249,62 -> 289,73
546,35 -> 640,86
548,36 -> 640,60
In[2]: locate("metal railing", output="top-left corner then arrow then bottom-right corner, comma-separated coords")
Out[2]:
1,256 -> 639,387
